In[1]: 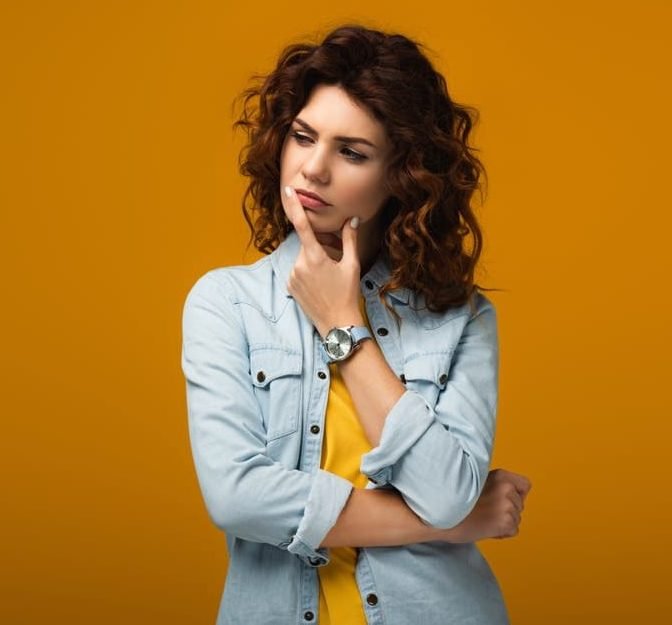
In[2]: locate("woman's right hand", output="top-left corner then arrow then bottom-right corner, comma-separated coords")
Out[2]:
439,469 -> 532,543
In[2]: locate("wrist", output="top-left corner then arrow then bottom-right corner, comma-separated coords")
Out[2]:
435,524 -> 468,544
317,314 -> 366,339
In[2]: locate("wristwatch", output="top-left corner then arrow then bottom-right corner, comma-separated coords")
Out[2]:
320,325 -> 372,363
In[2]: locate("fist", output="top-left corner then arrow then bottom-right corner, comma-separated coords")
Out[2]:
445,468 -> 532,543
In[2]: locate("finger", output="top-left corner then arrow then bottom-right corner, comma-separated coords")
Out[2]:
511,508 -> 521,530
507,489 -> 524,514
516,476 -> 532,496
501,509 -> 520,538
497,470 -> 532,496
341,216 -> 360,265
497,481 -> 523,514
283,185 -> 323,257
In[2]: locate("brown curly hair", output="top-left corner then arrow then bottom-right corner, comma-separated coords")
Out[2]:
233,23 -> 499,314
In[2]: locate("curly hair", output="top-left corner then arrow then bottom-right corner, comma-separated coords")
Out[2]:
233,23 -> 499,315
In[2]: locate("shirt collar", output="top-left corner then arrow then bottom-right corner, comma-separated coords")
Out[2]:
270,230 -> 411,305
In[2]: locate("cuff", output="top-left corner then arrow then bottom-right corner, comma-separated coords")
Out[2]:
286,468 -> 353,567
360,391 -> 435,486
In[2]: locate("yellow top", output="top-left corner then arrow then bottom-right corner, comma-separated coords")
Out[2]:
317,296 -> 373,625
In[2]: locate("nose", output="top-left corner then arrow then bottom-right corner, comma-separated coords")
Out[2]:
301,145 -> 330,185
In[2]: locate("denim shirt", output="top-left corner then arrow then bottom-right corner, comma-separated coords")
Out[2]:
181,230 -> 510,625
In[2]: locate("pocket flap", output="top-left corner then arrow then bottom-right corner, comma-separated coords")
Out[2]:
250,349 -> 303,388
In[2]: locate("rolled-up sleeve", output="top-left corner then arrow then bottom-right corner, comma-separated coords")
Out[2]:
284,469 -> 352,566
360,294 -> 499,529
182,272 -> 353,567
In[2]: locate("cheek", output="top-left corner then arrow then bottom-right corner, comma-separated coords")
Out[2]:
340,175 -> 387,218
279,141 -> 295,181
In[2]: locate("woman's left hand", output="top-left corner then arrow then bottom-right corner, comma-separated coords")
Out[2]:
439,468 -> 532,543
283,185 -> 364,337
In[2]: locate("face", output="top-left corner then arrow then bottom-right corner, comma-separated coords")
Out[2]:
279,83 -> 392,262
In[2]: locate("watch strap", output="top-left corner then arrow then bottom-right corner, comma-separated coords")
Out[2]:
349,326 -> 372,344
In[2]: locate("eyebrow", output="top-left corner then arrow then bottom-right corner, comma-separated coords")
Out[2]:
293,118 -> 378,149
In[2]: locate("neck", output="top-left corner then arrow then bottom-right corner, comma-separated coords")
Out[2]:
359,241 -> 381,276
358,217 -> 383,276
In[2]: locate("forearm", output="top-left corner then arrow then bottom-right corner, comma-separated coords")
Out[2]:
319,487 -> 448,548
319,468 -> 533,549
336,336 -> 405,448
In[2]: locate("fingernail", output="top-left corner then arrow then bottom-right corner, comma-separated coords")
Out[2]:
284,185 -> 293,198
350,216 -> 360,229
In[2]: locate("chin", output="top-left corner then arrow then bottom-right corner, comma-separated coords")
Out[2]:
305,213 -> 344,233
306,210 -> 338,227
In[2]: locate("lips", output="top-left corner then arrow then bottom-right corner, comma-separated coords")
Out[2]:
295,189 -> 331,208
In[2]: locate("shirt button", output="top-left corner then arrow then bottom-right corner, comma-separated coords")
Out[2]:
439,373 -> 448,384
304,610 -> 315,621
317,371 -> 327,380
256,371 -> 266,383
310,424 -> 320,434
376,327 -> 389,337
366,593 -> 379,606
365,280 -> 374,289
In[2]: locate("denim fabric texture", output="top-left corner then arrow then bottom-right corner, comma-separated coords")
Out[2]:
181,230 -> 510,624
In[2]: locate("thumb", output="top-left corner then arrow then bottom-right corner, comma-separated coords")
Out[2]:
341,216 -> 360,264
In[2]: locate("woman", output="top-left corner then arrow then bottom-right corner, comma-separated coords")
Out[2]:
182,24 -> 531,625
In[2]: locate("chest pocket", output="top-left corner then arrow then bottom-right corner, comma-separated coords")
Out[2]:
403,355 -> 451,408
250,348 -> 303,442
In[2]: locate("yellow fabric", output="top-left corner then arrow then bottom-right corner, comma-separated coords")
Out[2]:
318,296 -> 373,625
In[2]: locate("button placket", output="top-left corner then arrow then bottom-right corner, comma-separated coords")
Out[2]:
362,292 -> 404,381
355,548 -> 385,623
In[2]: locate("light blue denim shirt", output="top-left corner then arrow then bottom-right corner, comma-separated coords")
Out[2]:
181,230 -> 509,625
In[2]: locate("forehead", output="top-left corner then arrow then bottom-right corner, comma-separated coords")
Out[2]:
296,84 -> 389,147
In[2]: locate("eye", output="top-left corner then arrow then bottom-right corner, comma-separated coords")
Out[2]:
290,131 -> 313,144
341,147 -> 367,163
290,130 -> 368,163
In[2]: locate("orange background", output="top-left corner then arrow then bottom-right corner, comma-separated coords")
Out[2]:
2,1 -> 670,623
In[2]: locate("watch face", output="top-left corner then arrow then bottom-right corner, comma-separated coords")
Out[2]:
325,328 -> 353,361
